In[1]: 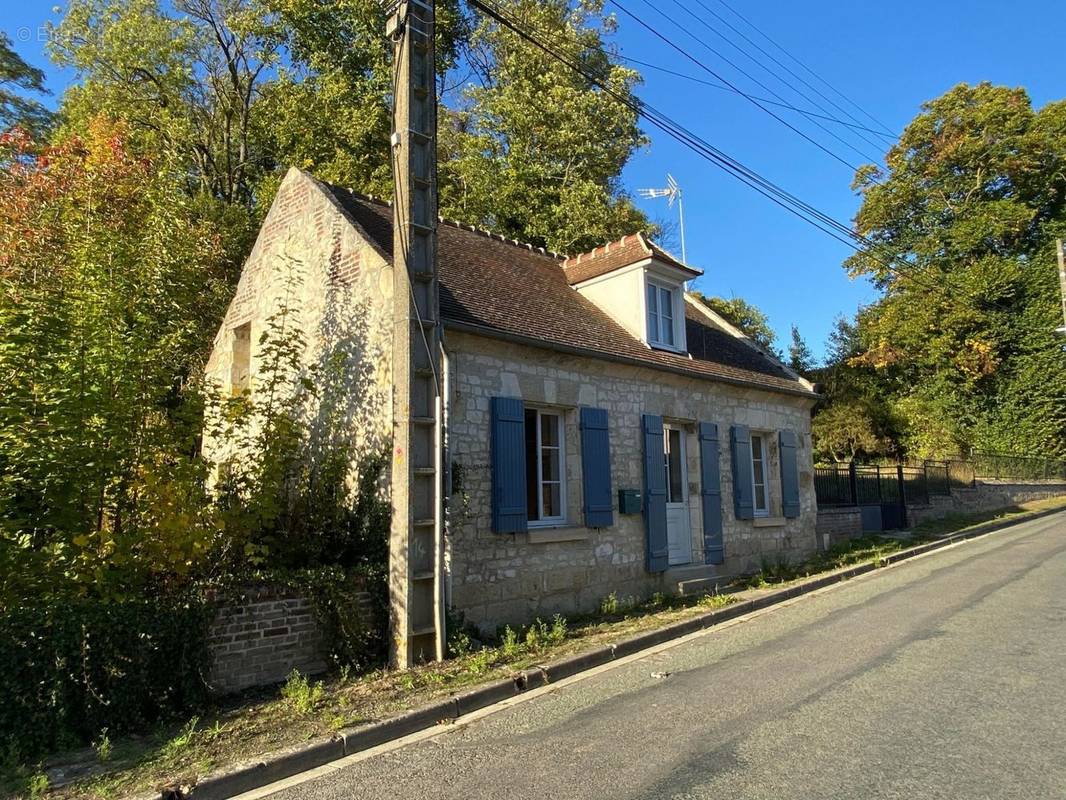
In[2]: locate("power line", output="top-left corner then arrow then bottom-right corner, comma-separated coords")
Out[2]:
710,0 -> 898,138
618,55 -> 894,138
614,0 -> 883,171
687,0 -> 895,144
674,0 -> 895,153
467,0 -> 929,290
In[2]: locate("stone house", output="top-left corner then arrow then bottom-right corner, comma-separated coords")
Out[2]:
205,167 -> 820,634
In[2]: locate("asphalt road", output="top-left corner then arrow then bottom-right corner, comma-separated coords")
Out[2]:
269,512 -> 1066,800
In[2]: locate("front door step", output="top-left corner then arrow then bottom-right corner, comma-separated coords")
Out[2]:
665,564 -> 731,596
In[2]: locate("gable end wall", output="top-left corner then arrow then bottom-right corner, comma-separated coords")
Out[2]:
202,167 -> 394,481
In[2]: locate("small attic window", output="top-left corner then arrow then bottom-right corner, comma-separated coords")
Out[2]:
646,277 -> 684,351
231,322 -> 251,394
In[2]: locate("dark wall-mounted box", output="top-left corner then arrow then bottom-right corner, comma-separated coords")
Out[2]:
618,489 -> 642,515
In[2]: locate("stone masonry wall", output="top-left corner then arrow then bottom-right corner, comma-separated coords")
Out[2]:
445,330 -> 819,633
202,167 -> 394,478
208,588 -> 326,695
907,481 -> 1066,528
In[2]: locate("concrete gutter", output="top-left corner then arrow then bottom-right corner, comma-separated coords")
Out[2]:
180,506 -> 1065,800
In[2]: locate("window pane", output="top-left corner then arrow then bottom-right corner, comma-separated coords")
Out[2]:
647,283 -> 660,342
751,435 -> 767,512
541,446 -> 559,481
667,428 -> 684,503
542,482 -> 561,518
525,409 -> 539,520
540,413 -> 559,447
661,288 -> 675,345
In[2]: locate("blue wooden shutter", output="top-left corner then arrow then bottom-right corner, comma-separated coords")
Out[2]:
730,424 -> 755,520
579,407 -> 614,528
491,397 -> 527,533
642,413 -> 668,573
779,430 -> 801,518
698,422 -> 724,565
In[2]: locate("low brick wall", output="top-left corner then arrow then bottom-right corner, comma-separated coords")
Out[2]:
907,481 -> 1066,529
208,587 -> 327,695
816,507 -> 863,548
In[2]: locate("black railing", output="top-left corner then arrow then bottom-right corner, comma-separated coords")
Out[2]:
816,451 -> 1066,510
970,452 -> 1066,482
815,462 -> 949,509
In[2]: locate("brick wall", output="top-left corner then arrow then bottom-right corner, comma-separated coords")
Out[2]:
208,587 -> 326,695
445,330 -> 819,633
816,507 -> 863,548
907,481 -> 1066,528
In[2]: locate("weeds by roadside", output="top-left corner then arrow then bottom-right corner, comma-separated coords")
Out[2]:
281,670 -> 325,715
30,496 -> 1066,800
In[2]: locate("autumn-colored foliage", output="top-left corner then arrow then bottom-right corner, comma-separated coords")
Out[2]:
0,118 -> 232,603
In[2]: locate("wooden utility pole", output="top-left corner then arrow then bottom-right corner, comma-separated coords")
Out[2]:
387,0 -> 444,667
1056,239 -> 1066,335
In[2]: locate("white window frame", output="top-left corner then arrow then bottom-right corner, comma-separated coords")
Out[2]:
645,276 -> 685,352
527,408 -> 567,527
749,432 -> 770,517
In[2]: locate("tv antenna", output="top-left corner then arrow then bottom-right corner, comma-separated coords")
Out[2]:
639,173 -> 686,264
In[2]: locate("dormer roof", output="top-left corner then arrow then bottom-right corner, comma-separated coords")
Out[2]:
561,232 -> 702,286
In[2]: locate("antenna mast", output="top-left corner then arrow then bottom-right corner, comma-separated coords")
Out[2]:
639,173 -> 687,263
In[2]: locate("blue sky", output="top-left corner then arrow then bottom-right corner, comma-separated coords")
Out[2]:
3,1 -> 1064,360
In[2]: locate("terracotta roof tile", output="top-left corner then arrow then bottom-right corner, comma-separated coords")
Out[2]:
318,181 -> 812,397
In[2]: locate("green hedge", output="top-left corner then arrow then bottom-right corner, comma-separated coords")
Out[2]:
0,597 -> 214,760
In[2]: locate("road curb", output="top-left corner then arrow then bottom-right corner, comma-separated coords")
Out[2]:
181,505 -> 1064,799
187,738 -> 345,800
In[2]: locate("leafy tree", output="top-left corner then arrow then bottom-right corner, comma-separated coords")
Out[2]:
49,0 -> 281,209
846,83 -> 1066,458
691,291 -> 778,353
811,401 -> 889,463
438,0 -> 649,253
0,33 -> 52,135
49,0 -> 644,254
0,119 -> 232,603
787,325 -> 814,374
257,0 -> 464,201
810,314 -> 900,463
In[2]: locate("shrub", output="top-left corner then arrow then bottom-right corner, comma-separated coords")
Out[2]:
0,596 -> 213,761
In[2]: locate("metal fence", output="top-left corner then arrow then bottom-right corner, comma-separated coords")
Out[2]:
816,451 -> 1066,511
970,452 -> 1066,481
905,452 -> 1066,484
814,462 -> 950,508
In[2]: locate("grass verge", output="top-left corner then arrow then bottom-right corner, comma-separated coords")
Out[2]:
909,495 -> 1066,538
9,497 -> 1065,800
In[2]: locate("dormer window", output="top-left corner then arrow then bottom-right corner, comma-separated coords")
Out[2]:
646,277 -> 683,350
563,232 -> 699,353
